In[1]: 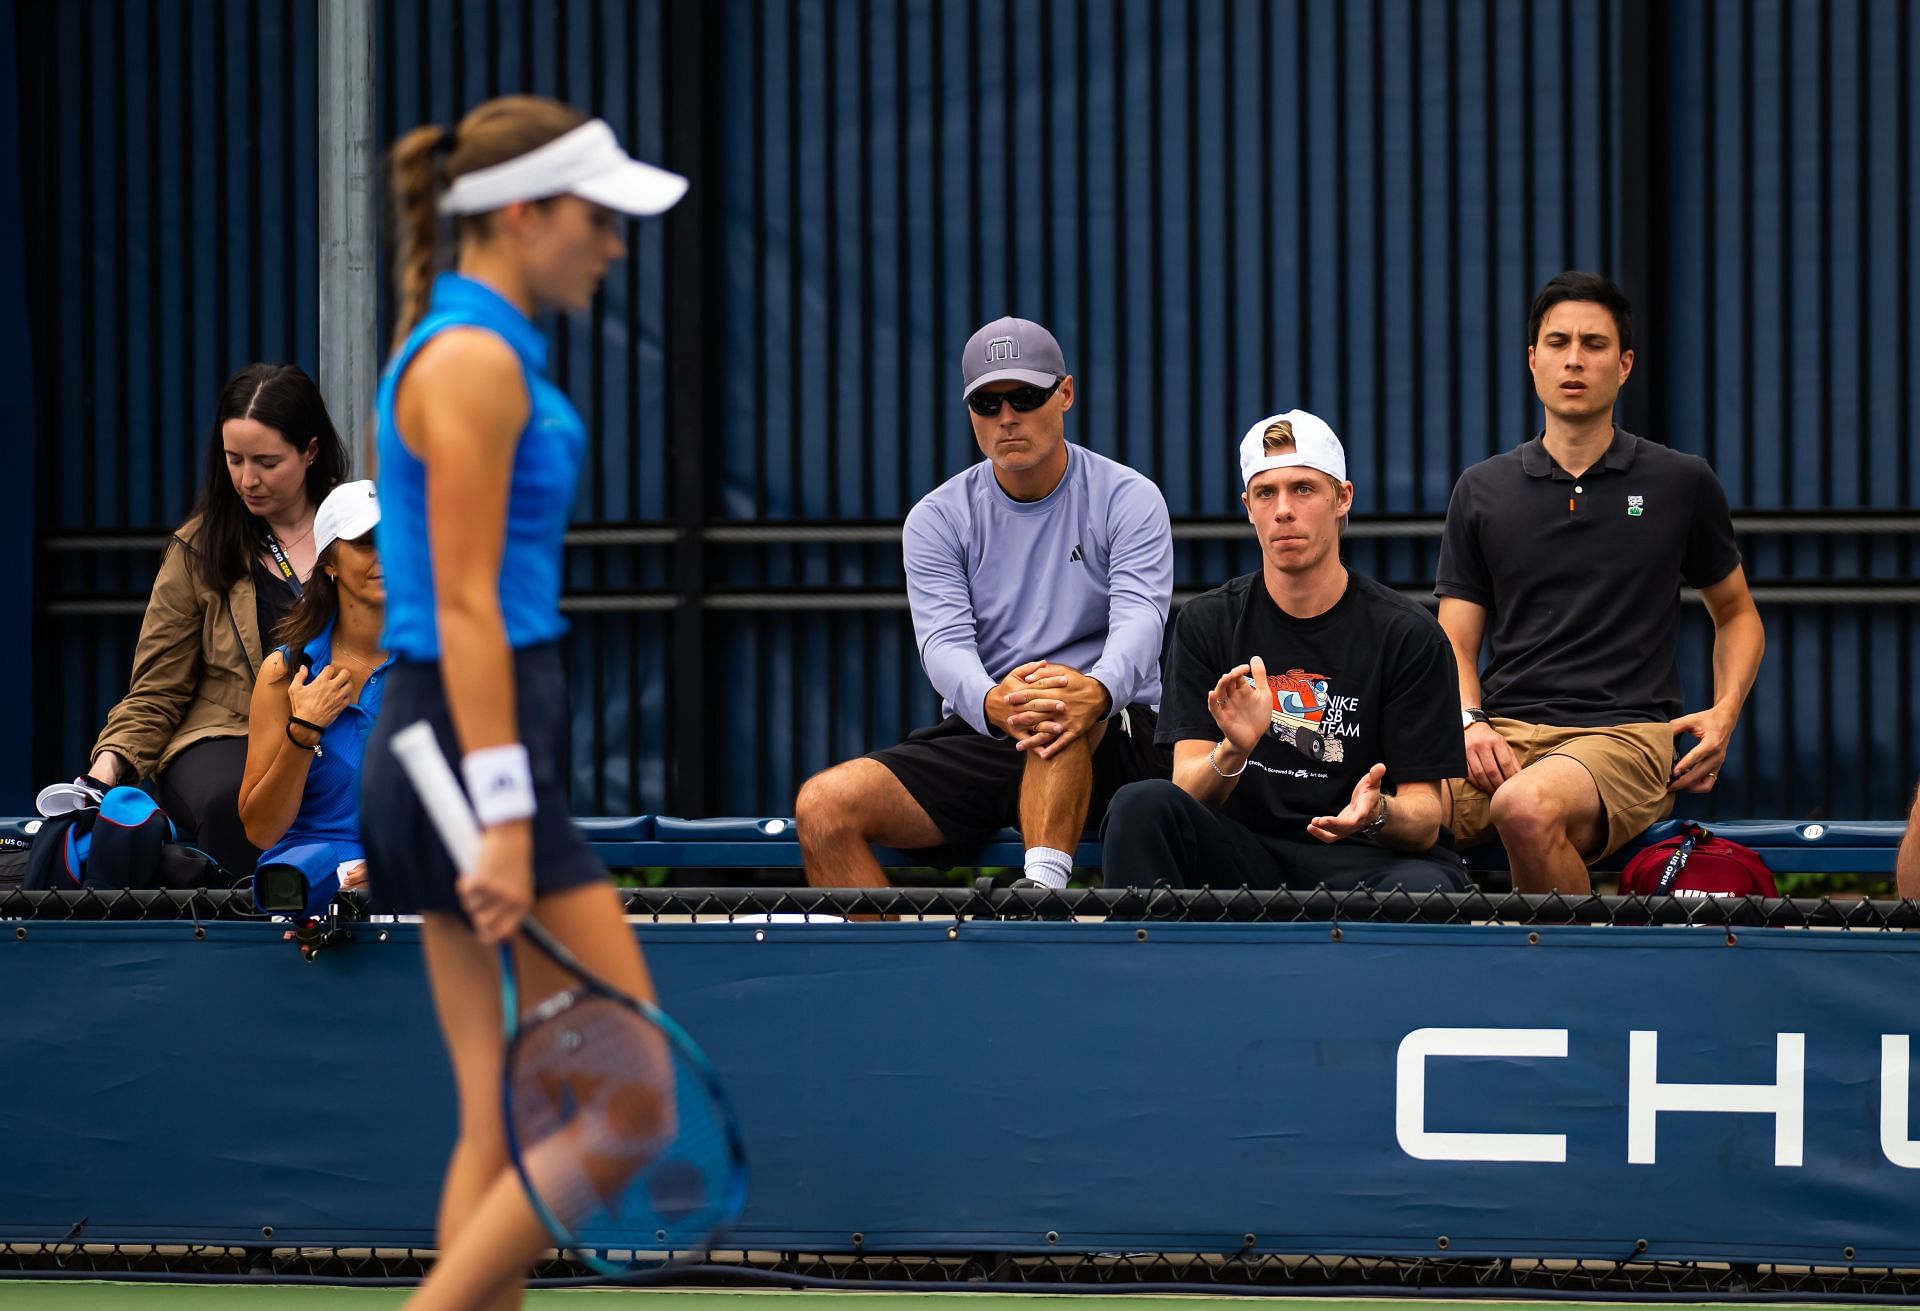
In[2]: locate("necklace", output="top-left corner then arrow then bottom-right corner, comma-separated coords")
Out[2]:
332,646 -> 385,676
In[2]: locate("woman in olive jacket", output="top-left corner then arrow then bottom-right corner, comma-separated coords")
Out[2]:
86,364 -> 348,878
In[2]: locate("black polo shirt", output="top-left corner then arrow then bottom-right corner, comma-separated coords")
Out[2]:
1435,429 -> 1741,726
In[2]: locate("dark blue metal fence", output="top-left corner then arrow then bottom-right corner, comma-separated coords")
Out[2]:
17,0 -> 1919,825
712,0 -> 1618,524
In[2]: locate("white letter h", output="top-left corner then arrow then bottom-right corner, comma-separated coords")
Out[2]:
1627,1030 -> 1804,1166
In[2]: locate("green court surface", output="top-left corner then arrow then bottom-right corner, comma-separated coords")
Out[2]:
0,1290 -> 1879,1311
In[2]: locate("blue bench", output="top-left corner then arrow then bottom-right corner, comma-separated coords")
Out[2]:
583,815 -> 1903,880
1459,819 -> 1906,889
6,815 -> 1902,880
578,815 -> 1101,871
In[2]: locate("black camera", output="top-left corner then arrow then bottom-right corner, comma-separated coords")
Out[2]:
254,863 -> 309,914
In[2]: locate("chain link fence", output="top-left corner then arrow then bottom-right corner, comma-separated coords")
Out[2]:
5,884 -> 1920,930
7,1242 -> 1920,1298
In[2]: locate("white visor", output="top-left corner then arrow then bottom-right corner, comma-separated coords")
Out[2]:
439,119 -> 688,217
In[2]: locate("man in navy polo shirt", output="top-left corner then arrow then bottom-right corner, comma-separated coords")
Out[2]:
1436,271 -> 1766,894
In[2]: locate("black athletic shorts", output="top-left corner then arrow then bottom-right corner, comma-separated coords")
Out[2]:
360,642 -> 607,916
866,704 -> 1172,867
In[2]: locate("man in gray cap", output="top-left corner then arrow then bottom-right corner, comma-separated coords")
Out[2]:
796,316 -> 1174,889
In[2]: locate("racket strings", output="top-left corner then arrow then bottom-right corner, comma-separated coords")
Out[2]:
509,994 -> 734,1247
513,996 -> 675,1146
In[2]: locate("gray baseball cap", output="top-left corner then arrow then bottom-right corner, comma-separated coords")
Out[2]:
961,316 -> 1068,398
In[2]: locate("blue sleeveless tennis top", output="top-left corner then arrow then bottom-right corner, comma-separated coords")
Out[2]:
374,272 -> 585,659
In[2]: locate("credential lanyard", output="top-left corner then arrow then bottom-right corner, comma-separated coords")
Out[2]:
1653,822 -> 1705,895
263,530 -> 304,597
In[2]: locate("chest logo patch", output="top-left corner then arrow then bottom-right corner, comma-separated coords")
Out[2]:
1628,494 -> 1645,517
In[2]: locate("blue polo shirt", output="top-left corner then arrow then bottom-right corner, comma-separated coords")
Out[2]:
256,616 -> 393,906
374,272 -> 586,660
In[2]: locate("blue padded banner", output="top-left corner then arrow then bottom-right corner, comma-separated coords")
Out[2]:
2,920 -> 1918,1262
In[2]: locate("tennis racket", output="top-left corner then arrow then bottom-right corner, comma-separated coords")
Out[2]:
389,720 -> 747,1274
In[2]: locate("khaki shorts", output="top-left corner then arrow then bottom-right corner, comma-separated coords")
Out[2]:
1449,719 -> 1676,861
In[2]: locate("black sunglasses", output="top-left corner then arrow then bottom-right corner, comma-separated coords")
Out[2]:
966,378 -> 1063,416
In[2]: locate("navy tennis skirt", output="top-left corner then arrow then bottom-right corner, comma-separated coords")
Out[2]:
360,641 -> 606,917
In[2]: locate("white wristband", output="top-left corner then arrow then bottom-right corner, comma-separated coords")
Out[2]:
462,744 -> 537,827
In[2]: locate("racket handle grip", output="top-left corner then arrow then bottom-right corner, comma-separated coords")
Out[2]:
389,720 -> 483,869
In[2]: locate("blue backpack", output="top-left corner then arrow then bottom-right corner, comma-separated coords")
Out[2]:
23,787 -> 221,891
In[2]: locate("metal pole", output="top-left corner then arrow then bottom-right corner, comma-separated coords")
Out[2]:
0,0 -> 35,810
664,1 -> 715,818
317,0 -> 377,467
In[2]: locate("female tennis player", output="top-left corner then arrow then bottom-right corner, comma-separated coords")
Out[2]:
360,95 -> 686,1310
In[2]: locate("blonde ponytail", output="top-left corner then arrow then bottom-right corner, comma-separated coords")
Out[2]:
384,98 -> 590,347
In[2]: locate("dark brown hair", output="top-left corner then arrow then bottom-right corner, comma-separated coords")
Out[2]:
386,95 -> 590,343
193,364 -> 347,593
1527,271 -> 1634,353
272,540 -> 342,655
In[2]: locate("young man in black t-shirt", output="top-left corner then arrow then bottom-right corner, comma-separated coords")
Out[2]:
1101,411 -> 1468,892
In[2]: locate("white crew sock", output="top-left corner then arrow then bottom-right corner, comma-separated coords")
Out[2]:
1022,846 -> 1074,890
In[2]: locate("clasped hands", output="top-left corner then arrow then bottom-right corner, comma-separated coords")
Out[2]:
985,660 -> 1112,759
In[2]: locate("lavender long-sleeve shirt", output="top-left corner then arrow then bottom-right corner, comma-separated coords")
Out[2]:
902,445 -> 1173,736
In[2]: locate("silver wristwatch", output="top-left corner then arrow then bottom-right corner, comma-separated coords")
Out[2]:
1363,794 -> 1389,836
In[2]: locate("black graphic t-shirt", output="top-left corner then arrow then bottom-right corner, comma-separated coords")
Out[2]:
1159,570 -> 1466,841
